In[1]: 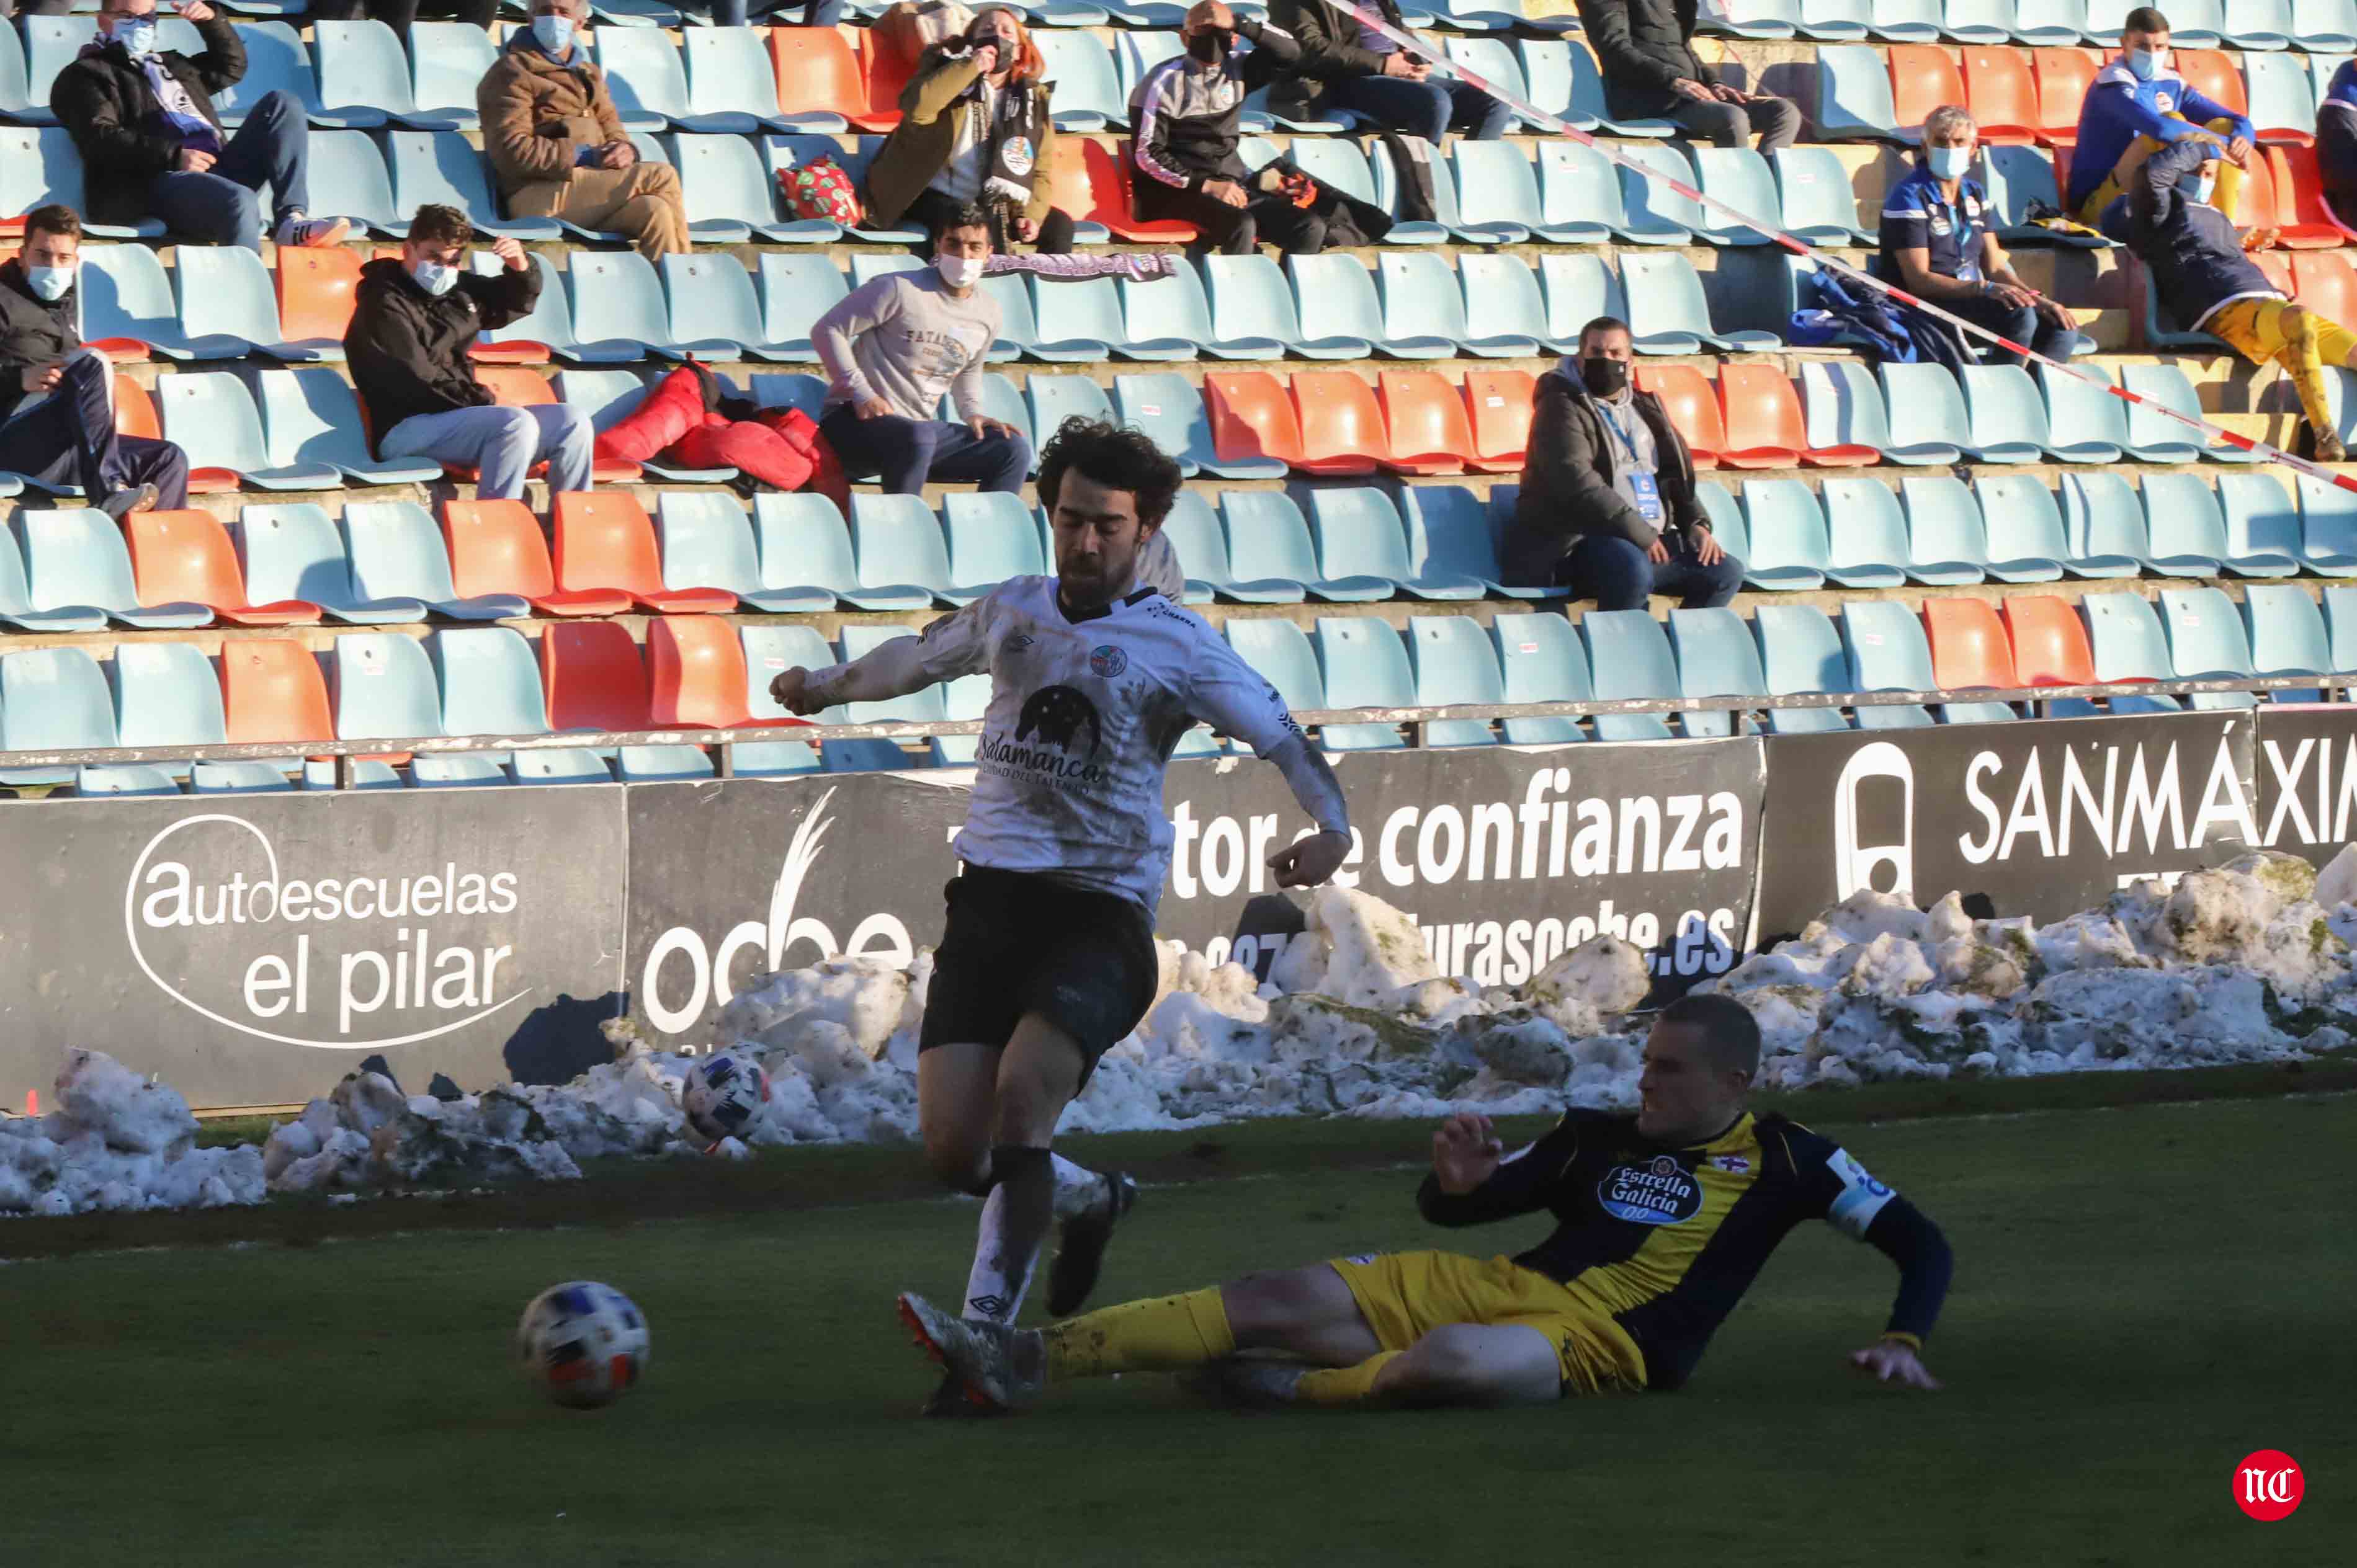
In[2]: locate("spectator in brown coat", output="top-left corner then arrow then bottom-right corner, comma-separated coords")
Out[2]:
476,0 -> 688,261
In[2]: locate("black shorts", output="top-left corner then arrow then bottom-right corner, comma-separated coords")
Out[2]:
918,865 -> 1160,1078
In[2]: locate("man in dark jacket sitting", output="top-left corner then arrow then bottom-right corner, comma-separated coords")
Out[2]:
1502,316 -> 1743,607
1129,1 -> 1322,256
1267,0 -> 1510,145
344,204 -> 592,500
51,0 -> 347,253
0,204 -> 189,518
1573,0 -> 1800,151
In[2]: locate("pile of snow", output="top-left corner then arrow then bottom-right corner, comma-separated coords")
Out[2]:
6,855 -> 2353,1218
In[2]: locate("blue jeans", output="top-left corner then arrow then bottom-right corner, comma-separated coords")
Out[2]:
145,89 -> 312,252
0,349 -> 189,507
697,0 -> 842,23
379,404 -> 593,501
819,406 -> 1030,496
1939,290 -> 2081,368
1329,73 -> 1512,143
1563,531 -> 1745,610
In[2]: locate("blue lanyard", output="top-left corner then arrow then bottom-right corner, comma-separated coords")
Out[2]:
1597,399 -> 1645,466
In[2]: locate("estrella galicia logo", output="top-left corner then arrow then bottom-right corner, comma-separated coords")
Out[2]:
1014,684 -> 1104,757
1597,1155 -> 1704,1225
1089,644 -> 1128,679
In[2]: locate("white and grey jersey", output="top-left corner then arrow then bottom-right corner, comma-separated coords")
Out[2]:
834,579 -> 1306,913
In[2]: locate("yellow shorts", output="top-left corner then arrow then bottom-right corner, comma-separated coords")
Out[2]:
2206,296 -> 2357,368
1328,1250 -> 1648,1396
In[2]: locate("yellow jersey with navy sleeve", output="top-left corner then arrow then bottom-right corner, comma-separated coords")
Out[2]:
1416,1109 -> 1952,1391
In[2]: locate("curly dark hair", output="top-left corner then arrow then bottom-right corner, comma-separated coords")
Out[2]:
1035,416 -> 1183,530
933,202 -> 995,247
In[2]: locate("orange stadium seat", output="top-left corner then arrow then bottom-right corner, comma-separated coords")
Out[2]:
540,619 -> 655,733
1460,368 -> 1534,471
2033,48 -> 2101,146
771,26 -> 896,133
2268,144 -> 2354,248
1887,45 -> 1967,138
126,510 -> 322,625
1375,370 -> 1476,474
1076,141 -> 1197,243
442,498 -> 630,616
219,638 -> 337,754
461,368 -> 642,483
274,247 -> 363,352
2292,250 -> 2357,325
1961,47 -> 2041,145
1715,363 -> 1809,469
857,27 -> 913,131
1290,370 -> 1390,476
1204,370 -> 1305,470
2003,595 -> 2098,687
1923,597 -> 2021,690
550,491 -> 738,613
2169,48 -> 2247,122
1634,363 -> 1725,467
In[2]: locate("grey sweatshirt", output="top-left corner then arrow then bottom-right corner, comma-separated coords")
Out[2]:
811,269 -> 1000,424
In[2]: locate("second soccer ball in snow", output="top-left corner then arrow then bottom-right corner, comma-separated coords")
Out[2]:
681,1051 -> 769,1148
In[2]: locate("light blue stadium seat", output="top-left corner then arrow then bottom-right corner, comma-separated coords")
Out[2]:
2003,0 -> 2093,43
1897,474 -> 1993,584
21,19 -> 96,123
111,640 -> 282,791
1817,475 -> 1913,588
0,19 -> 48,125
681,25 -> 805,131
1581,610 -> 1681,741
0,646 -> 172,791
1957,365 -> 2051,463
2330,584 -> 2357,670
1547,34 -> 1676,133
1869,0 -> 1949,41
2297,471 -> 2357,576
2039,361 -> 2130,461
749,491 -> 924,612
1537,252 -> 1628,347
1032,29 -> 1125,128
2083,0 -> 2153,40
174,246 -> 316,362
1116,372 -> 1270,479
1025,374 -> 1119,445
2245,50 -> 2317,136
758,133 -> 880,241
1840,602 -> 1938,728
1031,275 -> 1156,363
1460,252 -> 1563,355
328,633 -> 443,786
1115,30 -> 1184,97
2242,582 -> 2330,700
315,20 -> 453,128
590,0 -> 689,31
1751,604 -> 1853,732
942,492 -> 1048,604
156,373 -> 341,491
1312,488 -> 1482,600
849,493 -> 954,604
566,252 -> 687,360
1936,0 -> 2019,40
408,21 -> 499,130
1205,254 -> 1320,359
2320,364 -> 2357,455
303,128 -> 403,238
1878,362 -> 1978,463
77,244 -> 205,362
1368,136 -> 1495,243
2222,0 -> 2296,49
2296,0 -> 2357,48
1691,147 -> 1781,245
933,372 -> 1032,458
1738,478 -> 1833,590
754,253 -> 848,362
1149,489 -> 1225,605
825,625 -> 943,772
2083,592 -> 2188,713
1531,140 -> 1632,243
2213,470 -> 2305,577
1451,140 -> 1559,241
656,492 -> 830,612
2122,362 -> 2258,462
1286,254 -> 1393,359
663,252 -> 790,359
1614,140 -> 1703,244
1120,259 -> 1269,360
1313,618 -> 1415,750
386,130 -> 561,239
430,627 -> 607,783
1488,613 -> 1589,743
1434,0 -> 1527,35
239,504 -> 427,624
471,251 -> 577,358
1693,478 -> 1753,563
1980,145 -> 2106,247
1668,606 -> 1767,737
664,132 -> 780,244
1402,615 -> 1503,746
1225,618 -> 1343,749
1402,484 -> 1551,599
1771,146 -> 1874,243
2160,586 -> 2261,708
2059,471 -> 2151,577
730,623 -> 828,776
1224,491 -> 1389,601
1706,0 -> 1805,35
199,22 -> 323,127
1622,252 -> 1778,353
1441,36 -> 1547,130
1372,252 -> 1473,358
1972,474 -> 2071,580
928,669 -> 994,767
560,367 -> 739,484
2141,471 -> 2232,576
595,26 -> 693,130
18,509 -> 209,628
0,522 -> 102,633
341,501 -> 527,620
259,369 -> 441,486
1815,43 -> 1907,139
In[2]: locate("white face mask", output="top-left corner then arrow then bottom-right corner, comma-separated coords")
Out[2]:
2125,46 -> 2167,81
25,264 -> 74,302
113,17 -> 158,56
1926,145 -> 1973,181
532,14 -> 575,55
936,253 -> 985,290
411,259 -> 459,298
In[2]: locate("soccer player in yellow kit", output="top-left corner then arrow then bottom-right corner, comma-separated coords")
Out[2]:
900,993 -> 1952,1410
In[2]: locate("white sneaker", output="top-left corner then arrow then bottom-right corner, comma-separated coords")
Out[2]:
273,214 -> 351,248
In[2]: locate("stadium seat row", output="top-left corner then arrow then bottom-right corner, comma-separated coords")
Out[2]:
1709,0 -> 2356,52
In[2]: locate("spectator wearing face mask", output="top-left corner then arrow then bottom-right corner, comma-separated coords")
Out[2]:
1127,1 -> 1315,256
1502,316 -> 1742,607
0,204 -> 189,520
810,203 -> 1029,496
864,5 -> 1075,255
479,0 -> 690,262
51,0 -> 349,254
2068,6 -> 2255,236
1881,106 -> 2080,368
344,203 -> 594,501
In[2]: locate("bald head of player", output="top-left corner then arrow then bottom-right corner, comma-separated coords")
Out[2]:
1035,416 -> 1184,614
1635,993 -> 1761,1145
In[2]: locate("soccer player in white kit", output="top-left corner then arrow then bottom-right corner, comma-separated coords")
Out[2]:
771,417 -> 1354,1413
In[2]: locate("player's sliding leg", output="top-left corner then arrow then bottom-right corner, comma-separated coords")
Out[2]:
1294,1324 -> 1562,1410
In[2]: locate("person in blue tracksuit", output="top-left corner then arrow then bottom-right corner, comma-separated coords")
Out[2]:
2067,6 -> 2255,239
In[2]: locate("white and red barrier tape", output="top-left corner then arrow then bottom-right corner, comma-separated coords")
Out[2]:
1328,2 -> 2357,495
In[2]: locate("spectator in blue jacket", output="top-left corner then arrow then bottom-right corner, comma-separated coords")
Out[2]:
2067,6 -> 2255,237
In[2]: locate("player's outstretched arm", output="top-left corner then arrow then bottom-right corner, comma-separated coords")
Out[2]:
1262,736 -> 1351,888
1416,1113 -> 1575,1226
769,603 -> 991,714
1850,1198 -> 1952,1393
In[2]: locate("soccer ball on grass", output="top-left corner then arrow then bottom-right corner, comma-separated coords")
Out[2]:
517,1280 -> 649,1409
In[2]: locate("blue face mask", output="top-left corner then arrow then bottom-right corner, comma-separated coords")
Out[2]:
532,15 -> 575,56
1926,146 -> 1972,181
114,17 -> 157,57
411,259 -> 459,298
2125,47 -> 2165,81
25,264 -> 74,303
